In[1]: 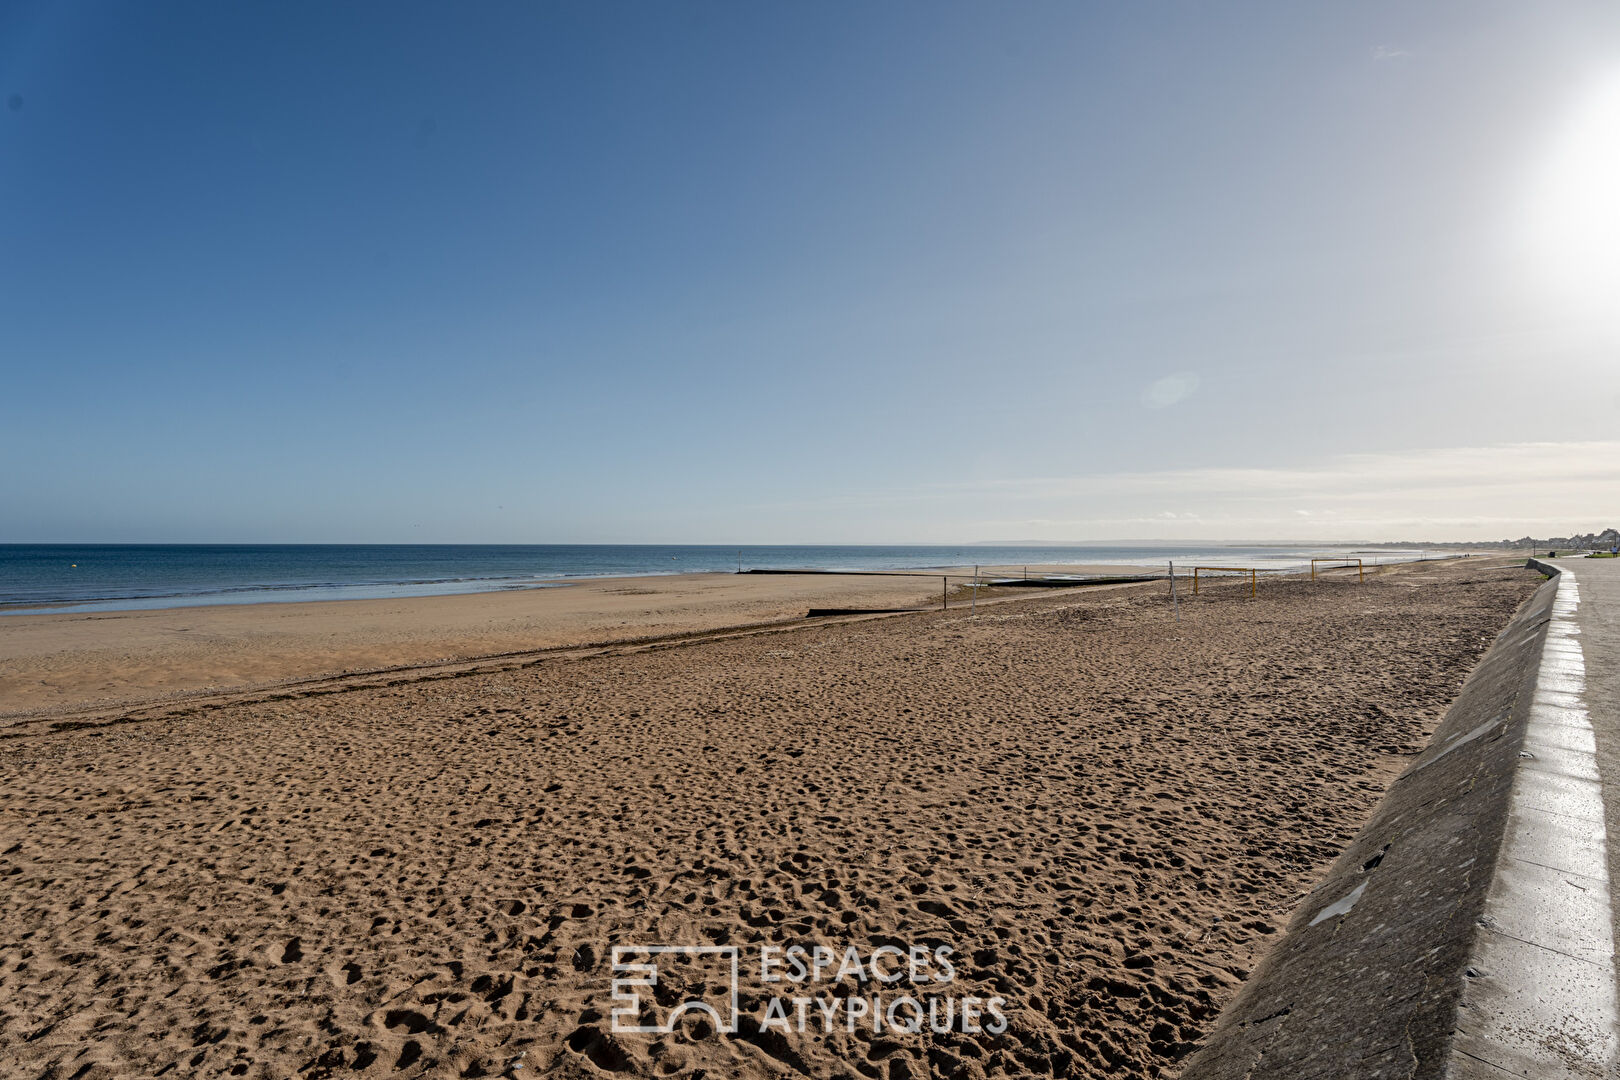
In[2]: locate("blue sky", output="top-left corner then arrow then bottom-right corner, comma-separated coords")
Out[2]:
3,1 -> 1618,543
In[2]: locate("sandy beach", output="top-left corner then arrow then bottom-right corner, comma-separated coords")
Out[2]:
0,558 -> 1539,1079
0,566 -> 1159,722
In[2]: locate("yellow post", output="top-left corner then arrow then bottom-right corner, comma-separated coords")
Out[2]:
1193,567 -> 1200,595
1250,568 -> 1256,596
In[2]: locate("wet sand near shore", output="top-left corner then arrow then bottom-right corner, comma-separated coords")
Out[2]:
3,569 -> 1099,721
0,559 -> 1538,1079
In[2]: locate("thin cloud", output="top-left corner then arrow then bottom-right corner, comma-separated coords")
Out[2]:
1142,372 -> 1200,409
1372,44 -> 1411,61
955,441 -> 1620,500
792,442 -> 1620,541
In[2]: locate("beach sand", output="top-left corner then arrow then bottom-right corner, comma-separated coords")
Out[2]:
0,558 -> 1538,1079
1,569 -> 1079,722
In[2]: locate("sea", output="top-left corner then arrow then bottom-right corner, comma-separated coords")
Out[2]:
0,543 -> 1424,615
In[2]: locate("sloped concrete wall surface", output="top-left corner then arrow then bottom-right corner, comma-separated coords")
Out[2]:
1180,561 -> 1618,1080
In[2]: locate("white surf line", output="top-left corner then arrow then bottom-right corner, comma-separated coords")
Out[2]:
1452,567 -> 1619,1076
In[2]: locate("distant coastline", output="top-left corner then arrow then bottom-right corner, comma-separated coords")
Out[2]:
0,542 -> 1434,615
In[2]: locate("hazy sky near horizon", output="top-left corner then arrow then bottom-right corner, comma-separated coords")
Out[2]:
3,1 -> 1618,544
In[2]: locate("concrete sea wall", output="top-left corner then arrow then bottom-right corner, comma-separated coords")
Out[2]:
1181,560 -> 1616,1079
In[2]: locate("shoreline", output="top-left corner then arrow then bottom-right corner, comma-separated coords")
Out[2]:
0,565 -> 1141,618
0,567 -> 1035,618
0,547 -> 1482,618
0,559 -> 1489,721
1,569 -> 1117,720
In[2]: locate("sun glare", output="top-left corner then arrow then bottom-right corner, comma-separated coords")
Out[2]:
1523,69 -> 1620,323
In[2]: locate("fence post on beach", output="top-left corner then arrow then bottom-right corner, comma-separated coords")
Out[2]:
971,565 -> 978,613
942,576 -> 948,611
1250,568 -> 1256,597
1169,561 -> 1179,622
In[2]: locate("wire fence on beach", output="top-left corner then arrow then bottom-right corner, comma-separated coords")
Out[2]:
744,552 -> 1477,613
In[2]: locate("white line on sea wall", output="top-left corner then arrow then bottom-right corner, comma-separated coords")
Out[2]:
1450,567 -> 1619,1077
